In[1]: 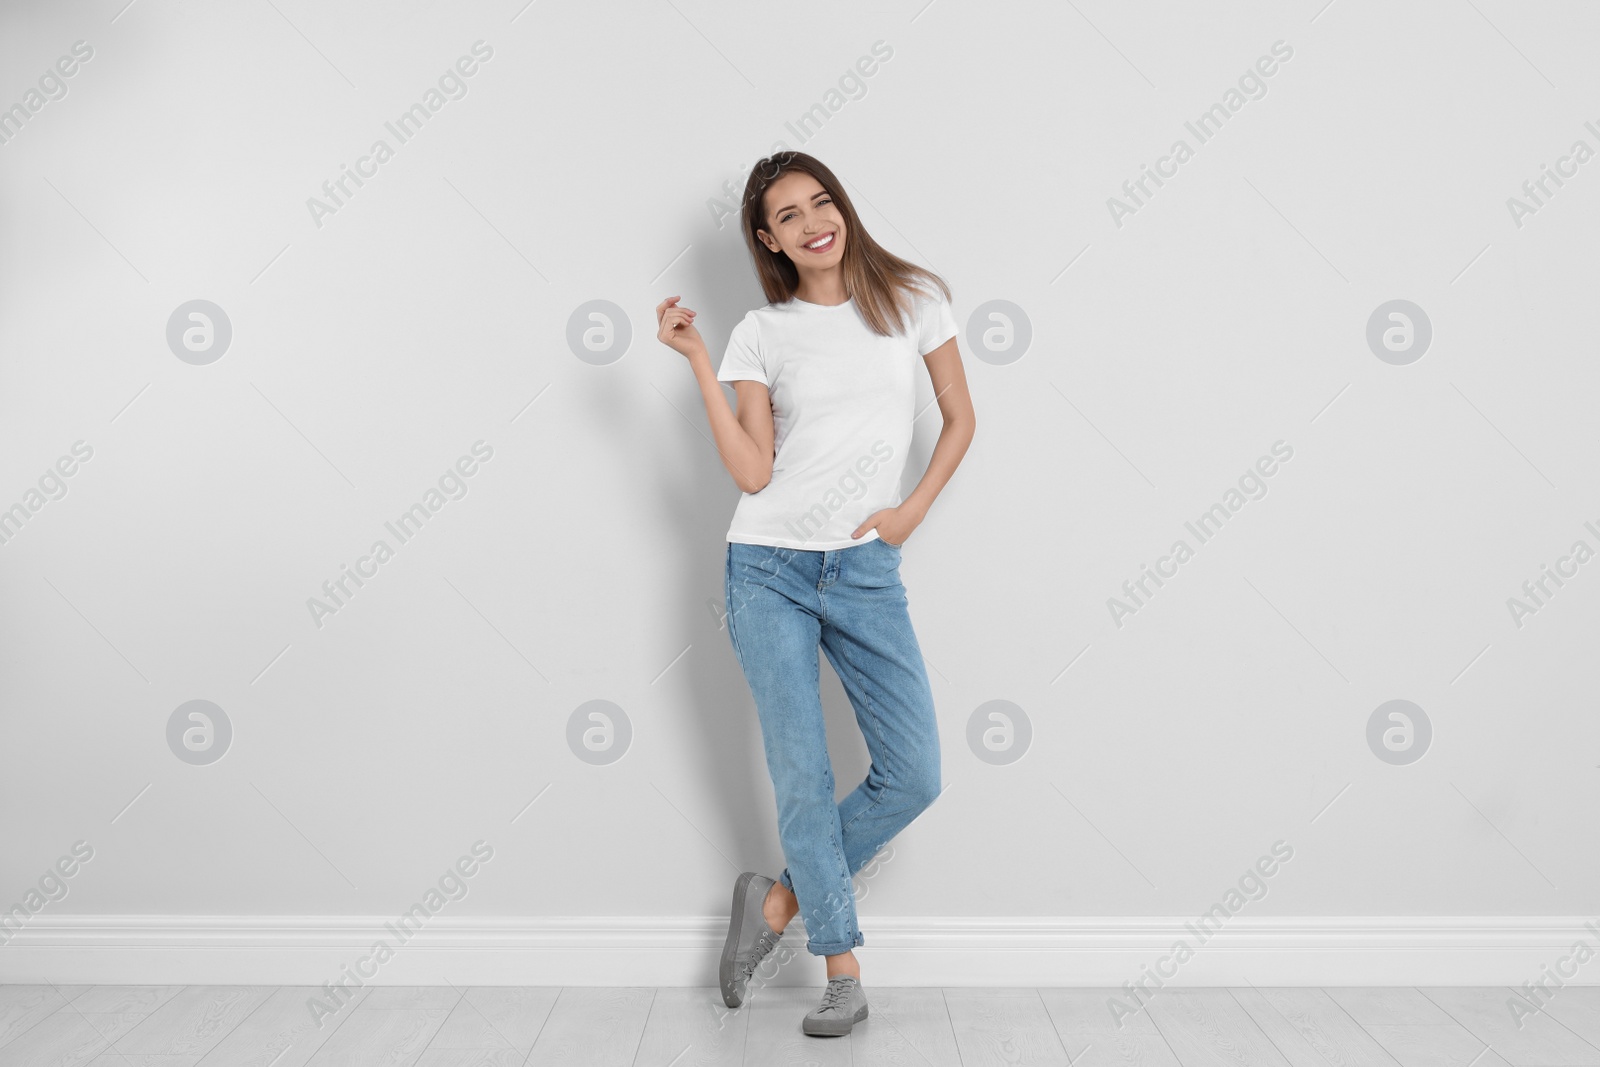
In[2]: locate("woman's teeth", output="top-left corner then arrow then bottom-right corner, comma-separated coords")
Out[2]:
803,233 -> 835,252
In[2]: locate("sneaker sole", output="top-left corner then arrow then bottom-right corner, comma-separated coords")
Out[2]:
719,871 -> 758,1008
803,1002 -> 868,1037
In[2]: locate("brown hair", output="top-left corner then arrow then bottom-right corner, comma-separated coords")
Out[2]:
738,151 -> 950,338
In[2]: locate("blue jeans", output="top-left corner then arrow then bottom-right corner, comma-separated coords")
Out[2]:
723,537 -> 942,957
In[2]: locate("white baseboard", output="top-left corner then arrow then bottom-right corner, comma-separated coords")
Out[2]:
2,915 -> 1598,986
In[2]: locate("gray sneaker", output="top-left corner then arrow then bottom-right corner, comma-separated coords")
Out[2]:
803,975 -> 869,1037
720,871 -> 783,1008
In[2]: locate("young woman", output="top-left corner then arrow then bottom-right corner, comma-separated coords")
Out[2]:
655,151 -> 976,1038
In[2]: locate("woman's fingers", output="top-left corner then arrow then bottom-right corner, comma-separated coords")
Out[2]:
655,298 -> 699,349
658,311 -> 691,343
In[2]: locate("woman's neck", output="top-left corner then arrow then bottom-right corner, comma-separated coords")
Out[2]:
793,267 -> 848,307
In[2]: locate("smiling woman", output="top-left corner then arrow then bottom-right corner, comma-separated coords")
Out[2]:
655,150 -> 977,1037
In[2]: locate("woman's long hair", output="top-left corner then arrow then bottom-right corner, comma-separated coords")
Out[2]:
738,151 -> 950,338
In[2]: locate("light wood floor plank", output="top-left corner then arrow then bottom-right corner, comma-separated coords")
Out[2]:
358,987 -> 464,1011
1040,988 -> 1168,1036
628,987 -> 745,1067
740,986 -> 853,1066
1230,987 -> 1400,1066
414,1051 -> 525,1067
67,987 -> 184,1016
0,985 -> 91,1012
300,1006 -> 451,1067
851,987 -> 963,1067
1059,1032 -> 1184,1067
943,990 -> 1074,1066
4,985 -> 1594,1067
1326,989 -> 1457,1027
523,987 -> 655,1067
113,985 -> 275,1056
1419,986 -> 1600,1065
428,987 -> 559,1053
1142,989 -> 1292,1067
1541,988 -> 1600,1050
1357,1024 -> 1513,1067
0,985 -> 91,1050
0,1010 -> 147,1067
194,985 -> 372,1067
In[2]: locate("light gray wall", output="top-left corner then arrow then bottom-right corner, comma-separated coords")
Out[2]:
2,0 -> 1595,938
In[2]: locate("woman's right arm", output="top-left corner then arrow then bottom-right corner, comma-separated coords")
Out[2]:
691,358 -> 774,495
656,296 -> 773,494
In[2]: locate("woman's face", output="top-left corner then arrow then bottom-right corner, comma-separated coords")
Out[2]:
756,171 -> 846,269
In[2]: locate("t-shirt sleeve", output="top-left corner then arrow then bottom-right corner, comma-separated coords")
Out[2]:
914,288 -> 959,356
715,312 -> 768,385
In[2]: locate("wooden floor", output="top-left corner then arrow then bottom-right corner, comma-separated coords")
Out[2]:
1,984 -> 1598,1066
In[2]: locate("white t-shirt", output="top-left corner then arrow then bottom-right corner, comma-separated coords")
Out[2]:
715,287 -> 959,550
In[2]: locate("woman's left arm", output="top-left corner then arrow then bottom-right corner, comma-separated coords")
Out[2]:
854,336 -> 976,545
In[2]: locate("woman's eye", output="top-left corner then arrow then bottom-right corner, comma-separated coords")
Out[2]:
780,199 -> 828,223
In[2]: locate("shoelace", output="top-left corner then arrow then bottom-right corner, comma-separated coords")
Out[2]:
737,927 -> 780,982
816,977 -> 856,1014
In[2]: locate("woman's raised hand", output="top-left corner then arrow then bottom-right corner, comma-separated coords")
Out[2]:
655,296 -> 706,359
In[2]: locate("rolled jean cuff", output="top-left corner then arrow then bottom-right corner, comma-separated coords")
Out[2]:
806,931 -> 865,957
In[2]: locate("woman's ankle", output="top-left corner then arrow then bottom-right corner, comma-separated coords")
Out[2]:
825,950 -> 860,980
762,881 -> 796,931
